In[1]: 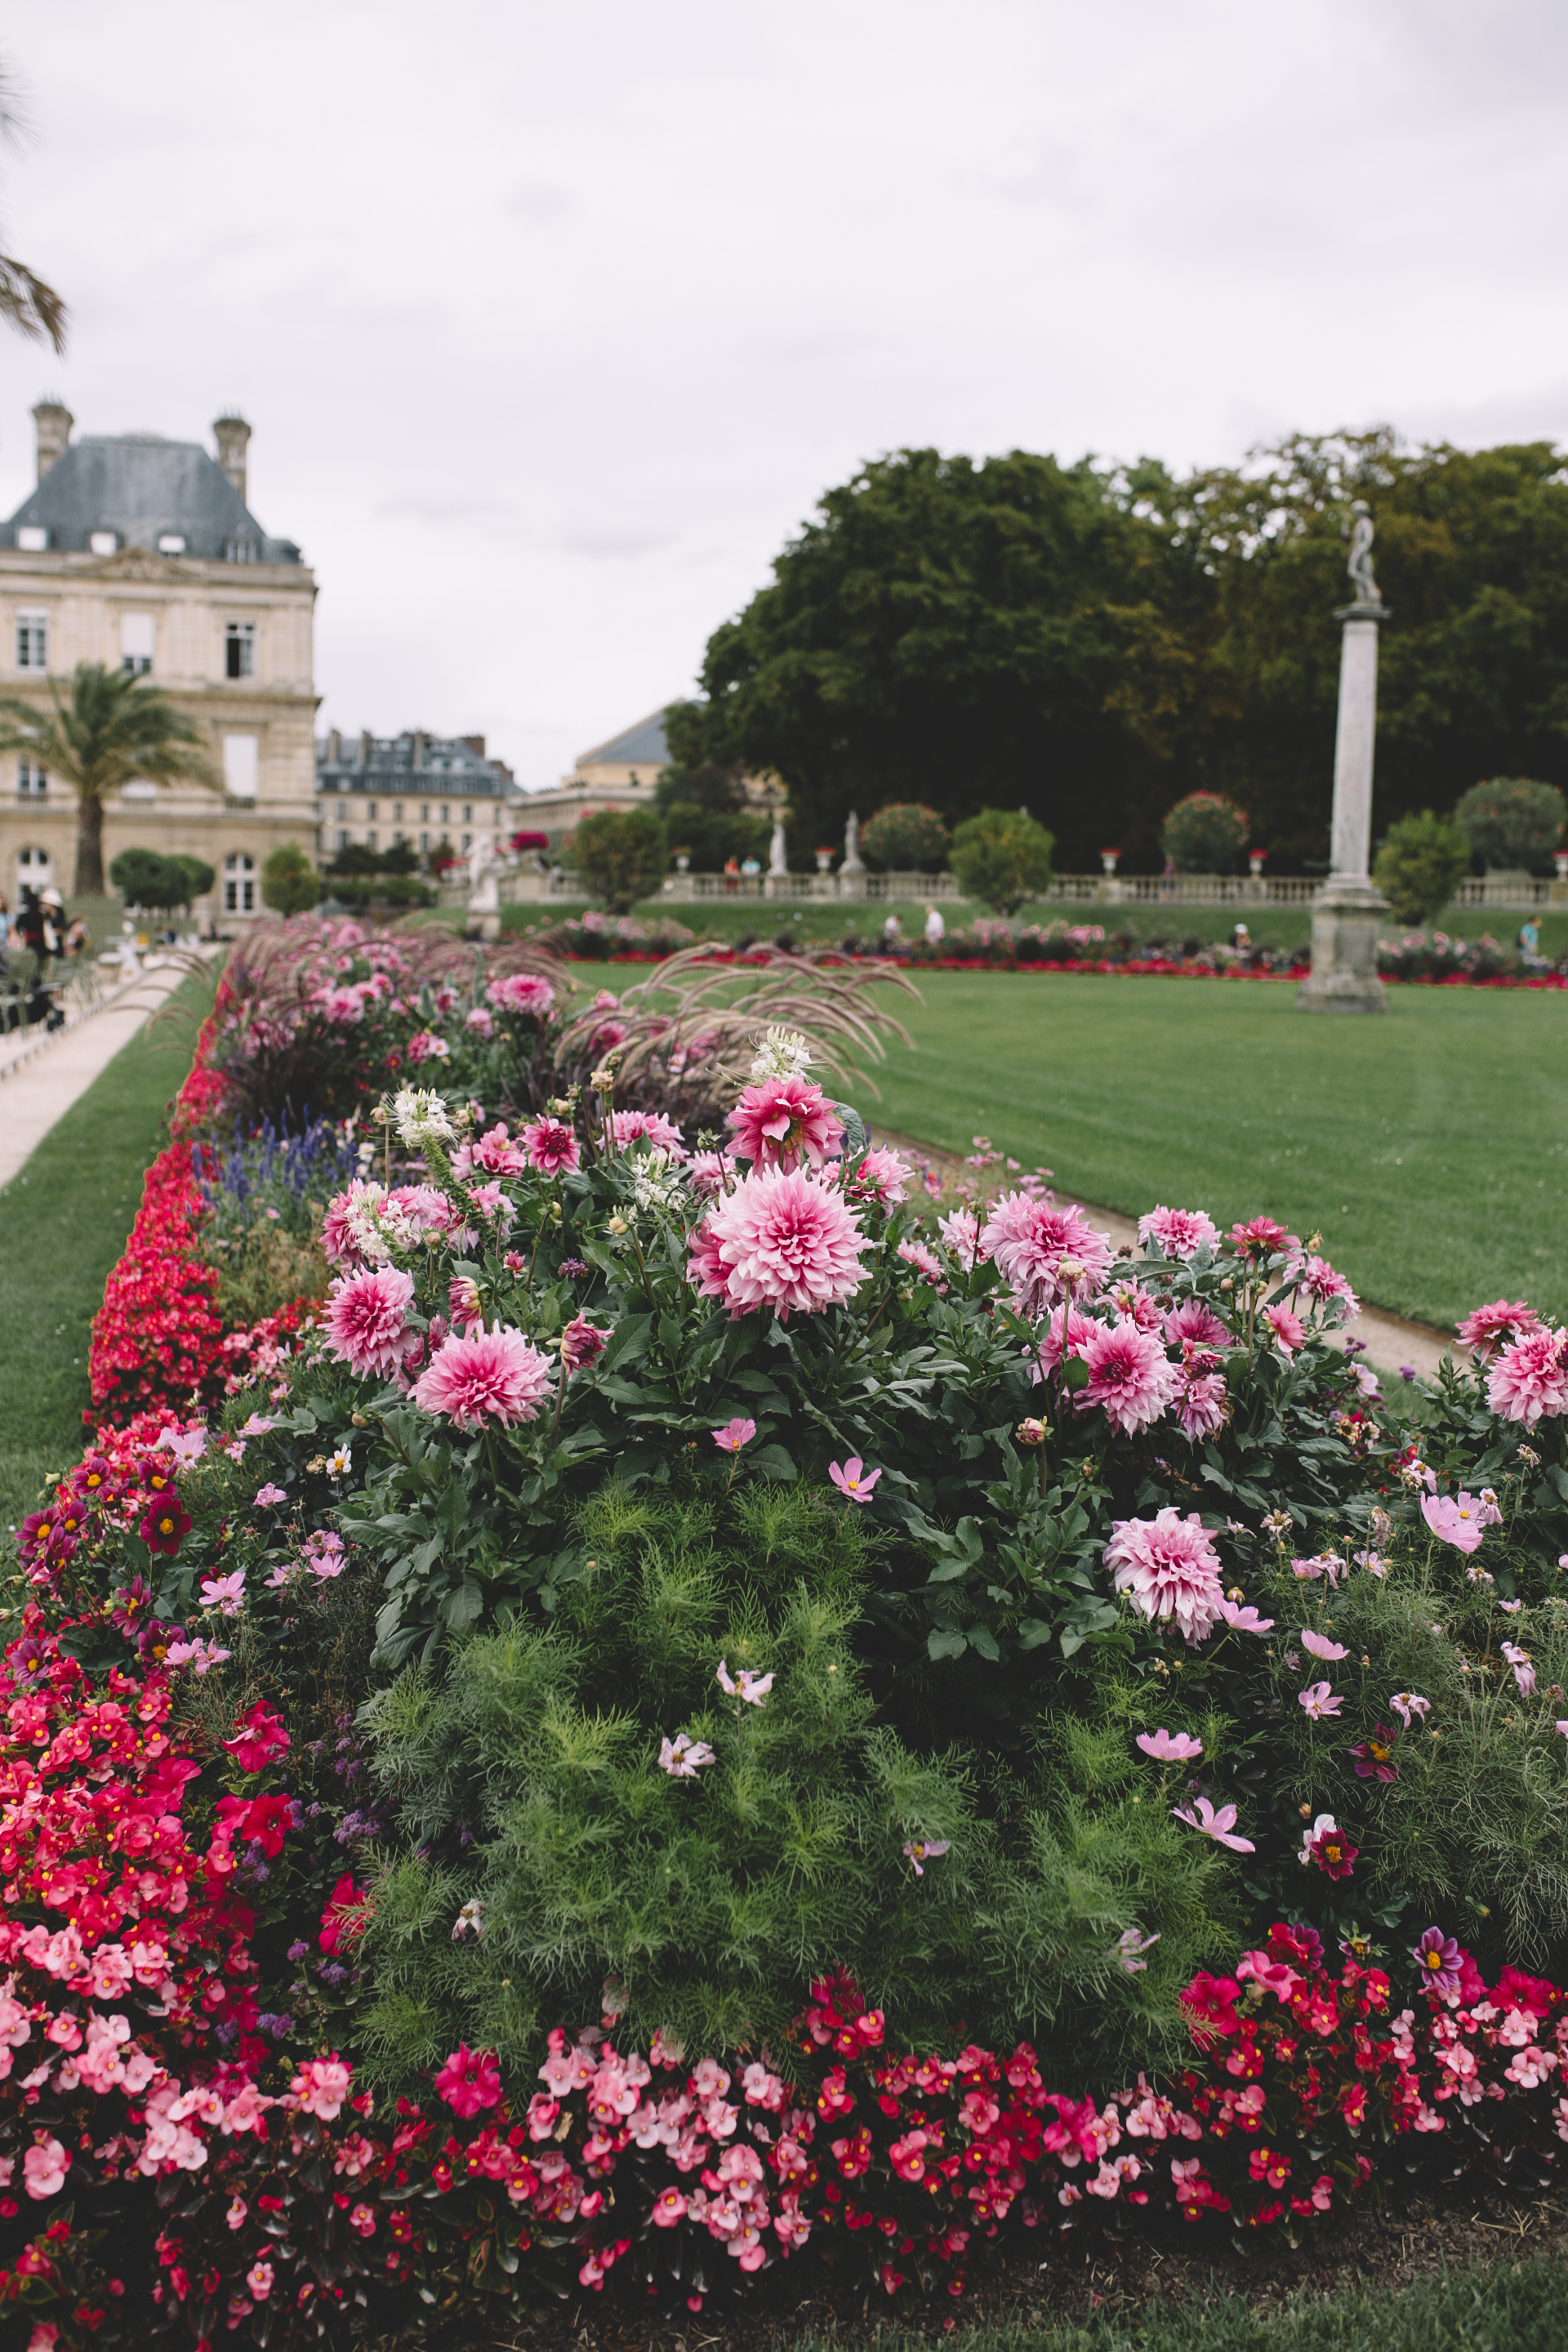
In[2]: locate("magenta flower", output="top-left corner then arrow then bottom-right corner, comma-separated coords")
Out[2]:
486,972 -> 555,1018
1421,1492 -> 1486,1555
1218,1597 -> 1274,1633
979,1193 -> 1112,1315
611,1107 -> 688,1160
1170,1797 -> 1255,1852
1081,1319 -> 1177,1435
1412,1926 -> 1463,1998
1298,1681 -> 1343,1720
716,1659 -> 774,1704
848,1146 -> 913,1207
829,1457 -> 881,1503
1458,1298 -> 1542,1362
1106,1509 -> 1223,1645
253,1482 -> 287,1508
1138,1205 -> 1219,1262
433,2042 -> 503,2118
412,1325 -> 553,1430
659,1733 -> 717,1778
711,1418 -> 757,1454
1349,1725 -> 1400,1781
1228,1215 -> 1296,1259
1300,1628 -> 1349,1662
199,1569 -> 247,1618
323,1266 -> 416,1380
521,1116 -> 580,1176
902,1837 -> 951,1877
1264,1302 -> 1306,1357
1303,1815 -> 1358,1878
1486,1326 -> 1568,1428
726,1076 -> 842,1173
559,1316 -> 612,1374
688,1165 -> 868,1320
1390,1690 -> 1431,1727
1135,1727 -> 1203,1762
1165,1296 -> 1230,1348
1502,1640 -> 1537,1697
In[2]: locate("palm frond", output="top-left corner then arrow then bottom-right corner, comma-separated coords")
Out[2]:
0,252 -> 65,352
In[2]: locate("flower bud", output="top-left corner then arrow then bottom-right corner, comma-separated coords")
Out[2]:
1015,1419 -> 1047,1447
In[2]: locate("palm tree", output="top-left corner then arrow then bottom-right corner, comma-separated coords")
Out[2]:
0,68 -> 66,353
0,663 -> 220,896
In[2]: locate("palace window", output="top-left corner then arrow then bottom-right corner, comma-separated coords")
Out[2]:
16,612 -> 47,670
225,621 -> 255,679
366,801 -> 378,820
121,612 -> 154,675
222,734 -> 259,799
223,853 -> 256,914
15,526 -> 47,553
158,533 -> 186,555
461,832 -> 471,852
90,530 -> 118,556
419,831 -> 429,853
17,757 -> 46,797
366,830 -> 378,852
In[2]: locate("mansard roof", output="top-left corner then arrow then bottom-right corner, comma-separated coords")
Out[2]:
1,434 -> 301,563
577,708 -> 670,768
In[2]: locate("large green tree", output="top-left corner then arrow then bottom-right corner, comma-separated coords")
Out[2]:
0,663 -> 220,895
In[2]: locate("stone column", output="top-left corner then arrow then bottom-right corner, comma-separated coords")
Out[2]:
1297,598 -> 1390,1013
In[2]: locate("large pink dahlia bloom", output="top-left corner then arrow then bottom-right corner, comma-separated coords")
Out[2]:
1081,1318 -> 1176,1435
688,1166 -> 867,1319
1487,1326 -> 1568,1428
1138,1205 -> 1218,1262
611,1108 -> 688,1160
1106,1508 -> 1224,1643
413,1324 -> 554,1429
1459,1298 -> 1543,1361
726,1077 -> 842,1173
486,972 -> 555,1018
324,1267 -> 416,1379
1165,1297 -> 1230,1351
980,1194 -> 1112,1314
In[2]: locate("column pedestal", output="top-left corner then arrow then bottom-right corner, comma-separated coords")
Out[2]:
1296,878 -> 1388,1013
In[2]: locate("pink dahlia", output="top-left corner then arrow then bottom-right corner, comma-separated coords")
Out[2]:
560,1315 -> 612,1374
324,1267 -> 416,1379
522,1116 -> 580,1176
1228,1215 -> 1298,1260
1107,1281 -> 1165,1333
1290,1253 -> 1359,1318
1264,1303 -> 1306,1357
486,973 -> 555,1019
1174,1353 -> 1228,1440
848,1145 -> 913,1206
1487,1327 -> 1568,1428
688,1148 -> 737,1196
687,1166 -> 867,1320
980,1194 -> 1112,1314
726,1077 -> 841,1173
611,1108 -> 688,1160
1165,1297 -> 1230,1350
1106,1508 -> 1224,1644
938,1205 -> 987,1266
1081,1318 -> 1176,1435
1138,1205 -> 1219,1262
320,1178 -> 381,1269
1459,1298 -> 1543,1361
1036,1303 -> 1096,1377
897,1238 -> 943,1285
464,1123 -> 528,1177
413,1325 -> 553,1429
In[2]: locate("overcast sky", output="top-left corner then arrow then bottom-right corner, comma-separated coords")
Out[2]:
2,0 -> 1566,791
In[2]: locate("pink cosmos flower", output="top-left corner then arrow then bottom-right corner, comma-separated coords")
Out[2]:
1298,1681 -> 1343,1720
938,1205 -> 987,1265
716,1659 -> 774,1704
253,1482 -> 287,1508
828,1457 -> 881,1503
902,1838 -> 951,1877
1502,1640 -> 1536,1697
199,1569 -> 247,1618
1106,1509 -> 1224,1644
434,2042 -> 503,2118
1170,1797 -> 1255,1852
413,1325 -> 553,1429
1138,1205 -> 1219,1261
712,1418 -> 757,1454
156,1423 -> 208,1464
659,1734 -> 717,1777
727,1077 -> 841,1173
1300,1628 -> 1349,1661
1292,1552 -> 1344,1584
487,972 -> 556,1018
1165,1297 -> 1230,1350
1290,1254 -> 1360,1317
1135,1728 -> 1203,1762
1421,1491 -> 1486,1555
688,1166 -> 868,1320
611,1108 -> 688,1160
560,1316 -> 612,1374
1487,1327 -> 1568,1428
1081,1319 -> 1176,1435
1264,1303 -> 1306,1357
848,1146 -> 913,1206
23,2134 -> 68,2198
1218,1597 -> 1274,1633
1391,1691 -> 1430,1727
1114,1927 -> 1161,1973
1458,1298 -> 1543,1361
1412,1927 -> 1463,1998
521,1116 -> 581,1176
980,1194 -> 1112,1314
324,1266 -> 416,1380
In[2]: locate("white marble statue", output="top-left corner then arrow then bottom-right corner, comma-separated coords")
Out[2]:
1347,500 -> 1381,607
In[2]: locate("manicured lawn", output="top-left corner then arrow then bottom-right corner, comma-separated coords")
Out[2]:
862,972 -> 1568,1330
0,969 -> 213,1539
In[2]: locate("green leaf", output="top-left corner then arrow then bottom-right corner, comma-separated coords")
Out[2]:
749,1441 -> 798,1481
927,1628 -> 969,1660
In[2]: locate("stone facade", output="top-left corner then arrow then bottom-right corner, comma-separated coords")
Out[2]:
316,730 -> 524,859
0,403 -> 317,921
517,708 -> 670,835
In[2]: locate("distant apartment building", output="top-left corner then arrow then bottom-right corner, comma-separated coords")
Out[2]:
515,709 -> 670,835
314,730 -> 523,856
0,401 -> 317,919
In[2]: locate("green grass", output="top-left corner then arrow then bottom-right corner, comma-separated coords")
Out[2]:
830,2254 -> 1568,2352
862,973 -> 1568,1330
0,969 -> 213,1536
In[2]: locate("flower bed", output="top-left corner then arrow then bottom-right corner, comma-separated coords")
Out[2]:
11,914 -> 1568,2346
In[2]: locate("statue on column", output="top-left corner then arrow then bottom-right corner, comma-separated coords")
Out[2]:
1347,500 -> 1382,607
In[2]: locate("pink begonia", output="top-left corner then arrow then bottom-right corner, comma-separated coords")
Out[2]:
291,2053 -> 351,2120
253,1482 -> 287,1508
560,1316 -> 612,1374
1135,1727 -> 1202,1762
711,1418 -> 756,1454
1081,1319 -> 1177,1435
1264,1302 -> 1306,1357
1458,1298 -> 1543,1361
1174,1354 -> 1228,1441
1298,1681 -> 1343,1720
1300,1628 -> 1349,1661
1138,1205 -> 1219,1261
1165,1297 -> 1230,1350
1502,1640 -> 1536,1697
1391,1691 -> 1430,1727
1105,1509 -> 1224,1644
1290,1254 -> 1360,1318
413,1325 -> 553,1429
1421,1491 -> 1486,1556
688,1149 -> 737,1197
1487,1327 -> 1568,1428
246,2261 -> 275,2301
612,1107 -> 689,1160
897,1238 -> 944,1285
688,1166 -> 868,1320
1170,1797 -> 1255,1852
980,1193 -> 1112,1314
727,1077 -> 841,1173
486,971 -> 556,1018
23,2134 -> 69,2198
1036,1303 -> 1097,1378
828,1457 -> 881,1503
434,2042 -> 503,2118
1218,1597 -> 1274,1633
324,1266 -> 416,1379
522,1116 -> 581,1176
848,1146 -> 913,1206
938,1205 -> 987,1265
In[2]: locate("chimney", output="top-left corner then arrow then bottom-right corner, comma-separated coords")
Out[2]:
358,728 -> 372,768
327,728 -> 342,764
33,398 -> 73,482
460,735 -> 486,760
412,730 -> 429,768
213,412 -> 252,505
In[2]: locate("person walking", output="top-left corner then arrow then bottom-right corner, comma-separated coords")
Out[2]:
923,902 -> 946,946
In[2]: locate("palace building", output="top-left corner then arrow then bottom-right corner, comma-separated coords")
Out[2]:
0,401 -> 318,920
314,729 -> 523,857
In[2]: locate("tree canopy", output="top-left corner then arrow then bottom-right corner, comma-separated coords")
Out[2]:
668,432 -> 1568,871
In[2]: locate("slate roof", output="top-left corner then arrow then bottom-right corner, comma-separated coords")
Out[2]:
577,709 -> 670,768
0,433 -> 301,563
316,733 -> 521,804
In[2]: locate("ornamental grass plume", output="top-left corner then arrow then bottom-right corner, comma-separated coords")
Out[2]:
688,1165 -> 868,1319
414,1324 -> 554,1429
1106,1509 -> 1223,1643
323,1265 -> 416,1380
981,1193 -> 1112,1313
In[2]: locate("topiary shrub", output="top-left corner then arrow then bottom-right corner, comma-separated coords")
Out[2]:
261,842 -> 321,917
1374,809 -> 1471,926
860,802 -> 951,872
948,808 -> 1054,913
1160,791 -> 1250,874
572,806 -> 670,911
1454,777 -> 1566,871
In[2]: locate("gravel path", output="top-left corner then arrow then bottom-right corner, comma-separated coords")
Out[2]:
0,956 -> 206,1193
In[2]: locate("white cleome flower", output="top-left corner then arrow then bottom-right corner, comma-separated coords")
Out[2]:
392,1086 -> 458,1149
750,1024 -> 814,1082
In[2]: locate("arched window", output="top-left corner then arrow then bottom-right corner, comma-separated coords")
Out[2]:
224,851 -> 256,914
16,844 -> 53,887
